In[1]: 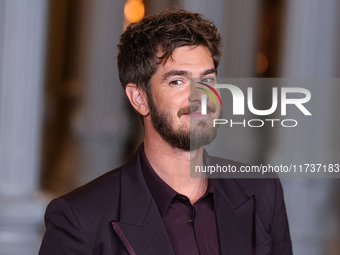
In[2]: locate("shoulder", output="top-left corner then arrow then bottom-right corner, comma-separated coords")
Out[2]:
207,153 -> 278,179
46,144 -> 144,222
46,166 -> 124,225
212,155 -> 282,202
209,154 -> 285,222
41,167 -> 127,254
62,167 -> 122,204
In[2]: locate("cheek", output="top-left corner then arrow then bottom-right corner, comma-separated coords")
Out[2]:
155,95 -> 183,113
151,87 -> 170,110
151,86 -> 189,118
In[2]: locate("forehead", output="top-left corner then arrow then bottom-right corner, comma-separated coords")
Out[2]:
157,45 -> 214,73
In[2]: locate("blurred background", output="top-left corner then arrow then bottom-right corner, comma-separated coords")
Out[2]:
0,0 -> 339,254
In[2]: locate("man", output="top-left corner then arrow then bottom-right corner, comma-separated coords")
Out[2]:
39,9 -> 292,255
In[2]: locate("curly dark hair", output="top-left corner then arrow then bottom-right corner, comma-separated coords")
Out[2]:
117,8 -> 222,92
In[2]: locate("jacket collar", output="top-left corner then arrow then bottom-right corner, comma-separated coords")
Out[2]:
118,145 -> 152,226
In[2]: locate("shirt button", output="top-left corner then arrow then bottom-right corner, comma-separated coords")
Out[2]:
188,219 -> 194,224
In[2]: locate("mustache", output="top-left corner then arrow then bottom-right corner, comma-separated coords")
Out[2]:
177,103 -> 216,117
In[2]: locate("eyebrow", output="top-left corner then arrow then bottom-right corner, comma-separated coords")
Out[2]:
161,68 -> 217,82
202,68 -> 217,76
161,70 -> 190,81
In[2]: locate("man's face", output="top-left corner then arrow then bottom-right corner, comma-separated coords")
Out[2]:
147,45 -> 222,151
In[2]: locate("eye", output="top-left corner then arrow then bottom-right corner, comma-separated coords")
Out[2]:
201,77 -> 216,84
169,80 -> 184,86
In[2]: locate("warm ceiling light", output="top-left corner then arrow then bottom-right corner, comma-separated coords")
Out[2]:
124,0 -> 145,23
256,52 -> 269,74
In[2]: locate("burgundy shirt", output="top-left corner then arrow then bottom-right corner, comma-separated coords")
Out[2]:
140,147 -> 220,255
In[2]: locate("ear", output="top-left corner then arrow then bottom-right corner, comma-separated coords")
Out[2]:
125,83 -> 150,116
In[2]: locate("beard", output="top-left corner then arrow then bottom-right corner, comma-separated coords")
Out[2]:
147,90 -> 221,151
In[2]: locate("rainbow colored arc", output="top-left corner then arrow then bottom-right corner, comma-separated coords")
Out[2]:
196,82 -> 223,106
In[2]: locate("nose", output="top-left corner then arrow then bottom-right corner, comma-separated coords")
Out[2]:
189,80 -> 205,103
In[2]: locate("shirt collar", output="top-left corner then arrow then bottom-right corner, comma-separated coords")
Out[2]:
140,144 -> 216,216
203,149 -> 216,211
204,176 -> 217,212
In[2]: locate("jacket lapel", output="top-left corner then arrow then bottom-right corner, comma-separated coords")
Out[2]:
215,178 -> 255,255
111,147 -> 175,255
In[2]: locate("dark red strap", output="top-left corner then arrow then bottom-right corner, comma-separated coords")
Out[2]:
251,195 -> 257,255
111,222 -> 137,255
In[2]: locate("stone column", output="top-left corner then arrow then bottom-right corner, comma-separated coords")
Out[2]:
269,0 -> 340,254
73,0 -> 135,186
0,0 -> 48,254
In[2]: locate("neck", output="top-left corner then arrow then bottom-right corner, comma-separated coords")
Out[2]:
144,126 -> 206,204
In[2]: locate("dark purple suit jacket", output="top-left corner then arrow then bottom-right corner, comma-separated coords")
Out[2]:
39,146 -> 292,255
